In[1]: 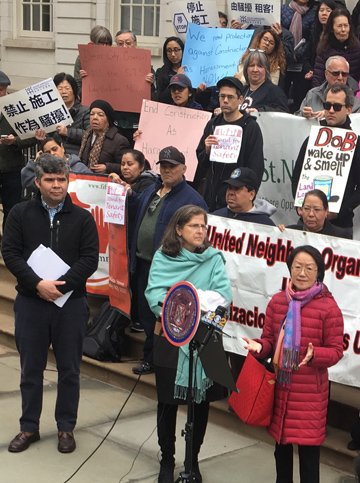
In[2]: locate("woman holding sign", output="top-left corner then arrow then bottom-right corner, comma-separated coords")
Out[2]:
145,205 -> 232,483
243,245 -> 343,483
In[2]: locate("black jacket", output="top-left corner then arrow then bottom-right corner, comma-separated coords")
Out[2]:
196,112 -> 264,211
2,192 -> 99,298
292,116 -> 360,228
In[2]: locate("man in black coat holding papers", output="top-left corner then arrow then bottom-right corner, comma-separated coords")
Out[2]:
292,83 -> 360,236
195,76 -> 264,211
2,154 -> 98,454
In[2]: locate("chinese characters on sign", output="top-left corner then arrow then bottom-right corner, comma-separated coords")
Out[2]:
0,78 -> 72,139
227,0 -> 280,26
169,0 -> 219,39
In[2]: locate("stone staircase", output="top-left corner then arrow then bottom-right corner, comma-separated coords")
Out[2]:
0,257 -> 358,476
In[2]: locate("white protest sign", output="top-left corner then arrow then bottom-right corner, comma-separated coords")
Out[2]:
134,99 -> 211,181
207,214 -> 360,387
0,78 -> 72,139
104,183 -> 127,225
227,0 -> 281,26
168,0 -> 219,39
210,125 -> 243,163
294,125 -> 357,212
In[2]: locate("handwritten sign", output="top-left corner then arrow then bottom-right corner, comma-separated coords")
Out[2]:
0,78 -> 72,139
134,99 -> 212,180
168,0 -> 219,40
79,44 -> 151,113
294,125 -> 357,212
104,183 -> 127,224
227,0 -> 281,26
182,24 -> 253,87
210,125 -> 243,163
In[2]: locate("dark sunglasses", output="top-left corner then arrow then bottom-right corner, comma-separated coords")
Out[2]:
326,70 -> 349,77
323,102 -> 346,111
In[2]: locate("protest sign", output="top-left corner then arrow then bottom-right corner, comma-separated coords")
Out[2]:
207,214 -> 360,387
104,183 -> 127,225
0,78 -> 72,139
294,126 -> 356,212
79,44 -> 151,113
68,173 -> 110,296
227,0 -> 281,26
182,24 -> 253,86
168,0 -> 219,40
134,99 -> 211,180
210,125 -> 243,163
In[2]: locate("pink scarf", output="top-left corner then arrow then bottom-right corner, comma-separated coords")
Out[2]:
289,0 -> 309,46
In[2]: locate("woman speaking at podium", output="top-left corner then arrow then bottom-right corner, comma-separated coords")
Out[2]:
145,205 -> 232,483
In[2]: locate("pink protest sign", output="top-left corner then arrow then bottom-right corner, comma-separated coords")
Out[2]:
134,100 -> 212,181
78,44 -> 151,113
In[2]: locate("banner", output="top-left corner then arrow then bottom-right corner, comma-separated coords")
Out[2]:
79,44 -> 151,113
168,0 -> 219,40
134,99 -> 212,180
68,173 -> 110,296
227,0 -> 281,26
0,78 -> 72,139
182,24 -> 253,86
207,214 -> 360,387
294,126 -> 356,211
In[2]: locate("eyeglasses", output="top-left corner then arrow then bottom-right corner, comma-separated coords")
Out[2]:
166,48 -> 182,54
291,265 -> 318,275
302,206 -> 325,214
326,70 -> 349,77
219,94 -> 236,101
170,85 -> 186,92
249,49 -> 265,53
117,40 -> 134,47
184,224 -> 208,231
57,86 -> 72,92
148,197 -> 161,213
262,36 -> 275,46
323,101 -> 346,111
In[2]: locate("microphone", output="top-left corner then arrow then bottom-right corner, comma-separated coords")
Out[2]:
198,305 -> 227,355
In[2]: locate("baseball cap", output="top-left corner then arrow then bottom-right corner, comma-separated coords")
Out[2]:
169,74 -> 192,89
217,76 -> 243,94
0,71 -> 11,86
156,146 -> 185,165
223,167 -> 259,191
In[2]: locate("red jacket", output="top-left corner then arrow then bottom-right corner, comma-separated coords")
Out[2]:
258,285 -> 343,445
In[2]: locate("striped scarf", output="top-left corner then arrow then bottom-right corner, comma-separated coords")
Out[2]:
274,280 -> 322,387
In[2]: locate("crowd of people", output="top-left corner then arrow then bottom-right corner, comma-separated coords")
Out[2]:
2,3 -> 360,482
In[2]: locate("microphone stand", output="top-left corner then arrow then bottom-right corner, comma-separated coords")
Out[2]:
175,338 -> 200,482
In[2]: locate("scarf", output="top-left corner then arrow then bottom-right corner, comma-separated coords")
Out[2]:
289,0 -> 309,46
174,343 -> 213,404
78,127 -> 107,168
273,280 -> 323,387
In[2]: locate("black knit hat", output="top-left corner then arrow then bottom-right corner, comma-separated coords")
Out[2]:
89,100 -> 115,125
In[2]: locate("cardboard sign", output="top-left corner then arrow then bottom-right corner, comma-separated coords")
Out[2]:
182,24 -> 253,86
79,44 -> 151,113
104,183 -> 127,225
134,99 -> 212,180
210,125 -> 243,163
227,0 -> 281,26
168,0 -> 219,40
0,78 -> 72,139
294,125 -> 357,212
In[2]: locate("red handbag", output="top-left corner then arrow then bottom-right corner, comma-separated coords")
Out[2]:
229,352 -> 275,427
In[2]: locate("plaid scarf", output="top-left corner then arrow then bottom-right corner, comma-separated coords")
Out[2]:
274,280 -> 322,387
78,127 -> 108,168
